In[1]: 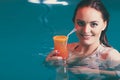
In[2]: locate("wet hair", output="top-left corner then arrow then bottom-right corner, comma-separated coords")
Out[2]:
72,0 -> 111,47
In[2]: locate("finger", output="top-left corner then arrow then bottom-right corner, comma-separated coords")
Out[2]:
46,50 -> 59,61
49,56 -> 63,61
49,50 -> 60,56
68,67 -> 82,74
46,55 -> 63,62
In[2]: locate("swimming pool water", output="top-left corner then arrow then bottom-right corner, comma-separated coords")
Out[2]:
0,0 -> 120,80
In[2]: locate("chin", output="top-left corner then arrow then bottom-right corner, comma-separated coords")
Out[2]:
81,40 -> 93,46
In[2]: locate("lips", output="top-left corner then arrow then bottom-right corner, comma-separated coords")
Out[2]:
80,34 -> 93,39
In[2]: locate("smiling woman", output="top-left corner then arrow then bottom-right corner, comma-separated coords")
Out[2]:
0,0 -> 120,80
45,0 -> 120,80
75,7 -> 107,46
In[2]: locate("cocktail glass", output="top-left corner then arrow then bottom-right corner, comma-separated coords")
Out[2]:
53,35 -> 68,60
53,35 -> 69,80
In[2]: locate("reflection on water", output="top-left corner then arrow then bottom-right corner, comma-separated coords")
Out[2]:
28,0 -> 69,5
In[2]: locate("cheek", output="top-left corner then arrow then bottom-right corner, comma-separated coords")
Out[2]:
96,27 -> 103,34
75,25 -> 80,30
94,30 -> 102,38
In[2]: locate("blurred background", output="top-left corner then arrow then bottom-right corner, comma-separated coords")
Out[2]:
0,0 -> 120,80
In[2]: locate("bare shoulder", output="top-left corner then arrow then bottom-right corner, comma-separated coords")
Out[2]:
101,46 -> 120,60
102,47 -> 120,67
108,47 -> 120,58
67,42 -> 79,51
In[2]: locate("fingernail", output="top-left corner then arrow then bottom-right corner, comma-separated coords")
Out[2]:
55,50 -> 60,53
57,57 -> 63,60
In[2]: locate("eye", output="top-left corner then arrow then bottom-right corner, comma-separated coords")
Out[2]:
90,22 -> 98,27
77,20 -> 85,27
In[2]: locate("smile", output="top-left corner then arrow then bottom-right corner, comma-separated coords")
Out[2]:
81,34 -> 93,39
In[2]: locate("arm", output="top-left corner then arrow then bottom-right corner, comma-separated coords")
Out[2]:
68,66 -> 119,80
106,48 -> 120,79
100,69 -> 116,77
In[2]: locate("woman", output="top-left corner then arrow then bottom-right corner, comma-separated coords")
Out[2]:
45,0 -> 120,80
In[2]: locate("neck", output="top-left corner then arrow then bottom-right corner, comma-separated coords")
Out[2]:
77,41 -> 100,55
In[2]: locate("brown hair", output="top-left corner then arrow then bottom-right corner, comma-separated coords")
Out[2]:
72,0 -> 110,47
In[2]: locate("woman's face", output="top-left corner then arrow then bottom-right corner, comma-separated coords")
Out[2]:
75,7 -> 107,45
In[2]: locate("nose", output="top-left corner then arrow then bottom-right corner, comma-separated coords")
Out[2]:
83,25 -> 91,33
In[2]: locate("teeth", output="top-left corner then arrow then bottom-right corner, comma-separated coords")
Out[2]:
80,34 -> 92,37
82,35 -> 92,39
82,35 -> 91,36
84,35 -> 90,36
83,36 -> 91,37
84,35 -> 91,36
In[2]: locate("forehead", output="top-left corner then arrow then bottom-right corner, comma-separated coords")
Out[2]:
76,7 -> 103,22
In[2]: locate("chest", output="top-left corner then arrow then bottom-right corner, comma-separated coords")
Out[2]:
68,53 -> 109,70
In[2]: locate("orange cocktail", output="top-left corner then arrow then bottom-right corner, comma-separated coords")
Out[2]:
53,35 -> 68,60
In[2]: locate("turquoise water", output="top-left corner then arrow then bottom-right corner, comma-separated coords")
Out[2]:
0,0 -> 120,80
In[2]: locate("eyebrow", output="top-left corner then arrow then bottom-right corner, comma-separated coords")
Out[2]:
90,21 -> 99,23
76,19 -> 99,23
76,19 -> 84,22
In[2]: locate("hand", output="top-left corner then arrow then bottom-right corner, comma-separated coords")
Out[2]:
45,50 -> 63,66
46,50 -> 63,61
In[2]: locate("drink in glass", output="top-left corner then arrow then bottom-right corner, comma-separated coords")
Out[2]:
53,35 -> 69,80
53,35 -> 68,60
